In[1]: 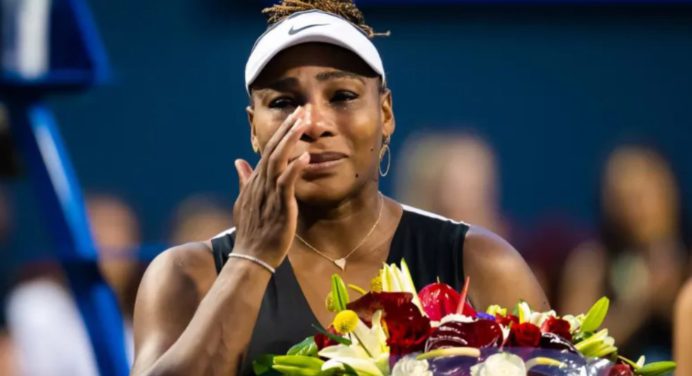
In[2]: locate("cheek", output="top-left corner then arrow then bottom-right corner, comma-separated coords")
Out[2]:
253,112 -> 285,146
341,112 -> 381,174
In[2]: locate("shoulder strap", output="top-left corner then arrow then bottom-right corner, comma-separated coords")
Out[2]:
390,207 -> 470,291
210,233 -> 235,274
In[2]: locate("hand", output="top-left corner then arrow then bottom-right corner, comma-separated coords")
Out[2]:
231,106 -> 310,268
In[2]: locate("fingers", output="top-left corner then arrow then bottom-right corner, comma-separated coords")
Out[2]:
277,151 -> 310,201
267,114 -> 310,179
234,159 -> 254,189
262,106 -> 304,159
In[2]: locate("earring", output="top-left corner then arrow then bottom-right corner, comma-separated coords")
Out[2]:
252,143 -> 260,154
379,138 -> 391,177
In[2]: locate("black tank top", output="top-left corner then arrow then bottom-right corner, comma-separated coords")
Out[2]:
210,206 -> 470,375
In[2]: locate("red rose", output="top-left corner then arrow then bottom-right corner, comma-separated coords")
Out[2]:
608,364 -> 634,376
495,314 -> 519,327
347,292 -> 432,355
508,322 -> 541,347
540,316 -> 572,341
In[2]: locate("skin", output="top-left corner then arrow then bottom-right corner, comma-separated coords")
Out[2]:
131,42 -> 547,376
674,278 -> 692,375
559,147 -> 688,345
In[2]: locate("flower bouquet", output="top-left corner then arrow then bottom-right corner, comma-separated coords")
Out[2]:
253,260 -> 676,376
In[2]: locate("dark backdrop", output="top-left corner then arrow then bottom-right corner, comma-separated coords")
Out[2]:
4,2 -> 692,265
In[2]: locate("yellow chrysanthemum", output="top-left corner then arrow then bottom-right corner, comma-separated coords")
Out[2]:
333,309 -> 359,334
370,275 -> 382,292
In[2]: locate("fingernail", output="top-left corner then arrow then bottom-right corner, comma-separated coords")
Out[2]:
300,151 -> 310,162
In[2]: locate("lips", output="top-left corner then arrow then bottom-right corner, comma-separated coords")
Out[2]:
301,151 -> 347,174
308,152 -> 347,164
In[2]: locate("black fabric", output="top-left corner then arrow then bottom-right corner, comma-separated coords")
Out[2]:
210,208 -> 470,375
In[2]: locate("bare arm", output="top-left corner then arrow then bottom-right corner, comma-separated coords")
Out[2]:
131,106 -> 312,375
131,242 -> 271,376
464,226 -> 550,312
674,278 -> 692,376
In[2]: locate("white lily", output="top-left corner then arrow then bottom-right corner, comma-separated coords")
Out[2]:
318,310 -> 390,375
352,310 -> 389,358
379,260 -> 423,312
562,314 -> 585,334
516,301 -> 532,323
319,345 -> 385,376
528,310 -> 557,327
574,329 -> 617,357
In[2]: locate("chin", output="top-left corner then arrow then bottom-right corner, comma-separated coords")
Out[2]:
296,181 -> 348,206
295,174 -> 364,206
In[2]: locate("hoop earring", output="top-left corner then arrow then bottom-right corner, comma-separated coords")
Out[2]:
379,144 -> 391,177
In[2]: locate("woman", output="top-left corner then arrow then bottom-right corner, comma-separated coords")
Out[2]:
559,145 -> 690,359
131,1 -> 547,375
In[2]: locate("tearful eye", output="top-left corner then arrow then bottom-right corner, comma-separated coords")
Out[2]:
269,97 -> 297,110
331,91 -> 358,103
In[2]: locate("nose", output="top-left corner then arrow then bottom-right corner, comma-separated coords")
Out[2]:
300,102 -> 335,143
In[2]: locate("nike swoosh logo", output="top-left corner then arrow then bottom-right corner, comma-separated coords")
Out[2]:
288,23 -> 329,35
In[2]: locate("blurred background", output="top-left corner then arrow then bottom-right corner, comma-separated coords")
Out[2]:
1,0 -> 691,374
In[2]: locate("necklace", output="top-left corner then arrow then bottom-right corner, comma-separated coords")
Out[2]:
294,193 -> 384,271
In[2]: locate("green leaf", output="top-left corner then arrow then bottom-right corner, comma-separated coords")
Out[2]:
331,274 -> 350,311
572,331 -> 590,344
311,324 -> 352,346
286,337 -> 318,357
618,355 -> 640,369
271,364 -> 322,375
273,355 -> 324,370
637,361 -> 677,376
253,354 -> 280,376
581,297 -> 610,333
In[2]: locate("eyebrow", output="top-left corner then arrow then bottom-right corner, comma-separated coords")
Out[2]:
254,71 -> 365,95
315,71 -> 365,84
257,77 -> 300,92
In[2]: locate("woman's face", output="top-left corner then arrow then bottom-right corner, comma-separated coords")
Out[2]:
602,147 -> 679,244
248,43 -> 394,204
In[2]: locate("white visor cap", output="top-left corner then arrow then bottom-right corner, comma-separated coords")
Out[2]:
245,10 -> 385,93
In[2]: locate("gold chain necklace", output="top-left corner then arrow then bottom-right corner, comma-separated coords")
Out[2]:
294,193 -> 384,271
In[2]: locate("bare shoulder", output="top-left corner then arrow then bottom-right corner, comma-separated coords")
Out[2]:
463,225 -> 549,311
677,278 -> 692,313
135,240 -> 217,318
141,241 -> 216,291
463,225 -> 530,279
463,225 -> 519,267
131,241 -> 216,374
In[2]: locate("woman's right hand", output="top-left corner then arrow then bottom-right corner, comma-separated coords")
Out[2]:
231,106 -> 310,268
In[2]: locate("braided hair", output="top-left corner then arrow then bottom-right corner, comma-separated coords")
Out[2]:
262,0 -> 389,38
